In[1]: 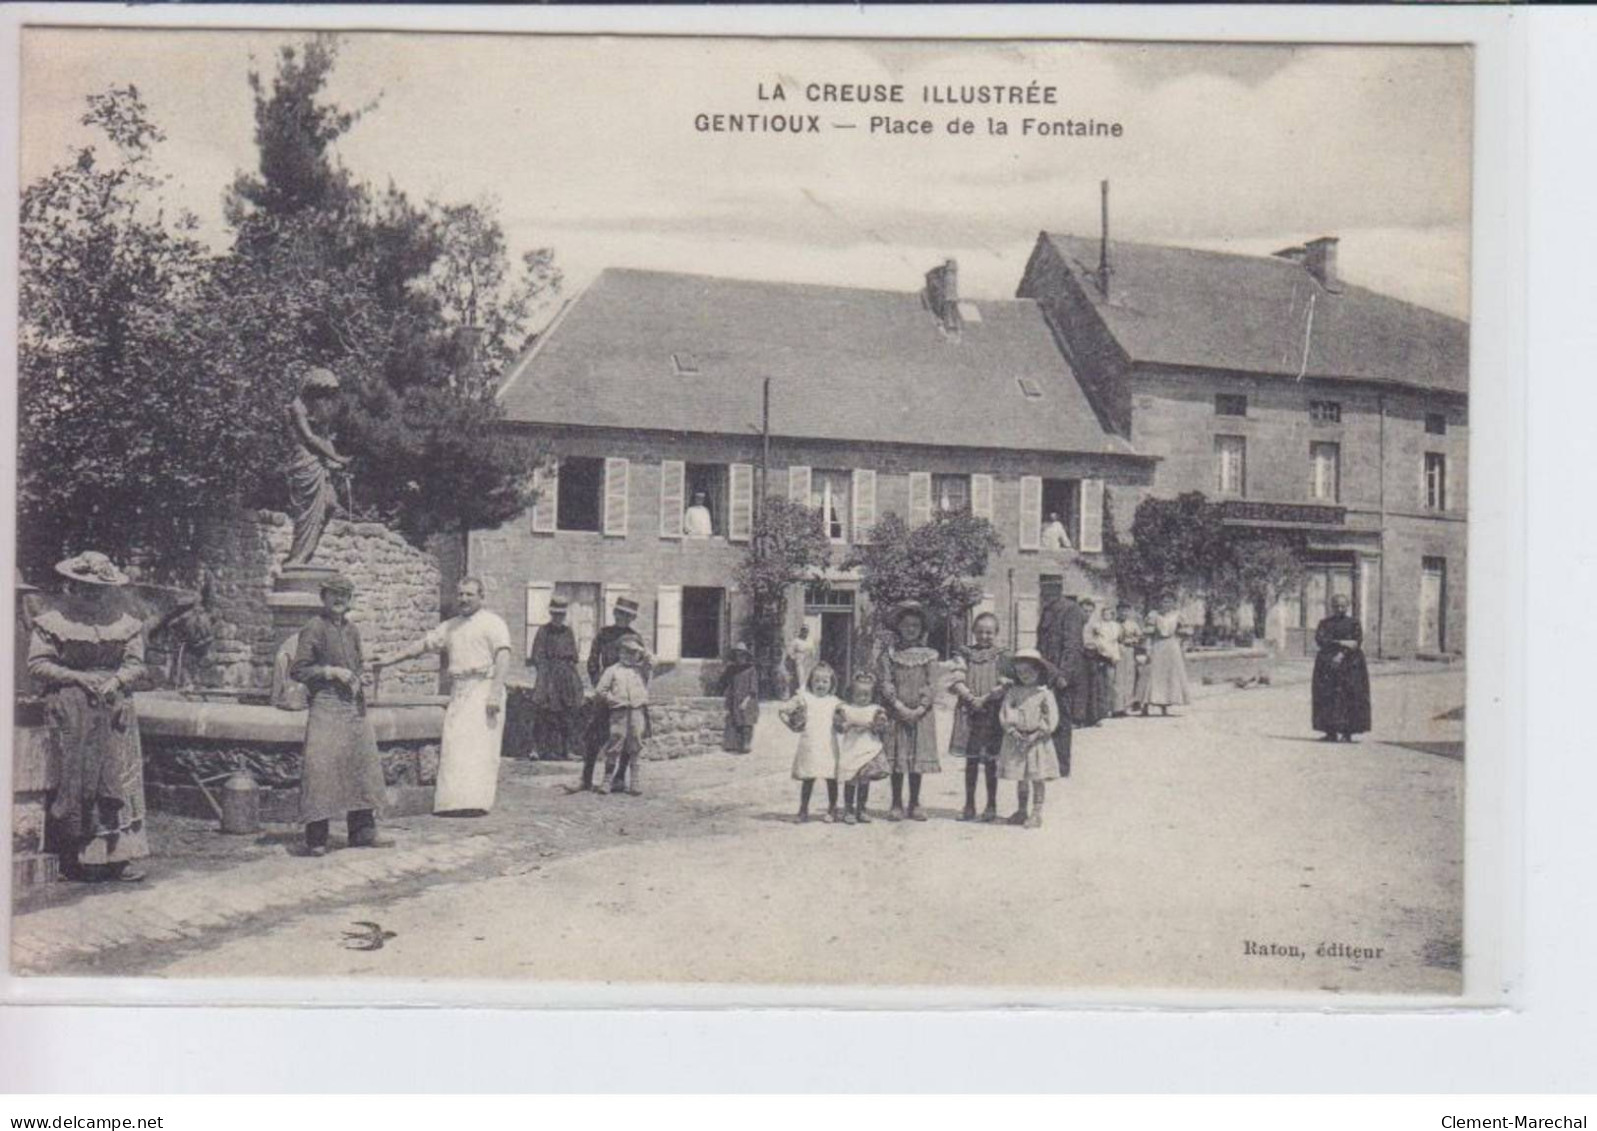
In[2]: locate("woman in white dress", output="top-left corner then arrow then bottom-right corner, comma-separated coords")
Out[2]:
1143,594 -> 1192,716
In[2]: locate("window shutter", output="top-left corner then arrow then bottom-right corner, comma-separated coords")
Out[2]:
603,457 -> 630,537
524,582 -> 555,662
852,469 -> 877,543
908,472 -> 933,527
787,465 -> 812,507
659,460 -> 686,539
1018,476 -> 1043,550
728,463 -> 754,542
971,474 -> 994,521
655,584 -> 682,662
1015,594 -> 1039,650
1079,478 -> 1104,553
531,462 -> 558,534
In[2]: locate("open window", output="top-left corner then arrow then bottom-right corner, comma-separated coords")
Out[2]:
555,456 -> 605,532
681,586 -> 725,660
1040,479 -> 1080,549
684,463 -> 727,537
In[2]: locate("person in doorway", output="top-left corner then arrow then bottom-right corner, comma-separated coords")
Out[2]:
291,575 -> 390,856
782,662 -> 842,822
28,552 -> 151,882
592,635 -> 652,795
784,625 -> 816,699
833,671 -> 890,824
876,601 -> 942,821
949,611 -> 1010,822
999,650 -> 1061,829
718,641 -> 760,753
1311,594 -> 1372,742
1143,593 -> 1192,716
375,577 -> 512,816
1113,602 -> 1144,716
1041,511 -> 1073,552
683,490 -> 714,538
525,597 -> 585,760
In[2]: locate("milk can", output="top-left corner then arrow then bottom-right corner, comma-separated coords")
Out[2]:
219,769 -> 262,835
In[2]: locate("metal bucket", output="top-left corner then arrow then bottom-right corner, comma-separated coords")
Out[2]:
219,770 -> 262,836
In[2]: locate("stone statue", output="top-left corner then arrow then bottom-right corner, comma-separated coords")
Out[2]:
284,367 -> 351,567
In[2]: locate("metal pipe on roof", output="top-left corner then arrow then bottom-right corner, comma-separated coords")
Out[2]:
1098,180 -> 1111,297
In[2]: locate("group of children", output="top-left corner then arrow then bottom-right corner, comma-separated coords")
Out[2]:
779,602 -> 1062,830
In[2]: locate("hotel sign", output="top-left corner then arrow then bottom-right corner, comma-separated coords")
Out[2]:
1215,500 -> 1347,526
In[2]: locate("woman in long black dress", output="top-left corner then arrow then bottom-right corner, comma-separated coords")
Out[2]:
1311,594 -> 1372,743
27,552 -> 150,882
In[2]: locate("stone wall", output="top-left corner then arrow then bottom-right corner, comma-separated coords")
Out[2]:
639,697 -> 725,761
197,511 -> 442,691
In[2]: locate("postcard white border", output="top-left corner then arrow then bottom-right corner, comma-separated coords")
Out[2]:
0,0 -> 1576,1093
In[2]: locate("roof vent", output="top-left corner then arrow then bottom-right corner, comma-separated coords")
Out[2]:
671,351 -> 701,375
1017,377 -> 1044,399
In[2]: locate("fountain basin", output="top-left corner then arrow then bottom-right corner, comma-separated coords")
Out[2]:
136,690 -> 447,821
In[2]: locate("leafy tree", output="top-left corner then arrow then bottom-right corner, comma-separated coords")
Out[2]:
734,497 -> 832,696
17,86 -> 276,575
216,35 -> 559,540
1105,491 -> 1216,610
843,509 -> 1005,646
1210,533 -> 1308,641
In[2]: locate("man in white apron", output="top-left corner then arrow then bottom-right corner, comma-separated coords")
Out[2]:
376,577 -> 512,816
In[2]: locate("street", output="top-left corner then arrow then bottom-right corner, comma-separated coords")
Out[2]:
13,665 -> 1464,996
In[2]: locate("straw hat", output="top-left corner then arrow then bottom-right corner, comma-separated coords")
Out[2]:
1011,648 -> 1047,670
53,552 -> 128,587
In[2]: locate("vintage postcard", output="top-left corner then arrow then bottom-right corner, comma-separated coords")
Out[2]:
6,22 -> 1492,1004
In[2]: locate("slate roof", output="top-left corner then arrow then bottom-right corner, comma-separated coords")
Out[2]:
497,268 -> 1141,457
1036,234 -> 1469,394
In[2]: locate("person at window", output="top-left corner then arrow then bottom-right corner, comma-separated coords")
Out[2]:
28,552 -> 150,882
1311,594 -> 1371,743
876,602 -> 942,821
1041,511 -> 1073,551
291,575 -> 391,856
683,490 -> 714,538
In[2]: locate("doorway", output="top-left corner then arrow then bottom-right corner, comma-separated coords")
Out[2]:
804,583 -> 856,686
1290,557 -> 1356,656
1419,557 -> 1447,653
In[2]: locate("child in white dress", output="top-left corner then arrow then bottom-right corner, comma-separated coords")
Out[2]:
833,671 -> 890,825
999,649 -> 1061,830
781,663 -> 842,823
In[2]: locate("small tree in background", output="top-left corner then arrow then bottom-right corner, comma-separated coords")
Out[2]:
734,497 -> 833,697
844,510 -> 1005,654
1106,491 -> 1217,610
1210,533 -> 1308,642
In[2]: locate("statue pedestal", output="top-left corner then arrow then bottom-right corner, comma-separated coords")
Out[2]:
267,565 -> 338,639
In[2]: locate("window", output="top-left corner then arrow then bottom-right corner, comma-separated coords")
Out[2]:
1310,400 -> 1342,424
671,352 -> 701,375
1425,412 -> 1448,436
1310,442 -> 1341,502
683,463 -> 726,536
1215,435 -> 1247,497
1424,452 -> 1447,510
811,470 -> 851,542
932,473 -> 970,514
680,587 -> 724,660
1215,393 -> 1248,417
555,456 -> 604,532
1041,479 -> 1081,548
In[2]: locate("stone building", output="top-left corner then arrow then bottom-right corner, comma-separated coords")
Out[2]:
468,266 -> 1156,695
1017,231 -> 1469,657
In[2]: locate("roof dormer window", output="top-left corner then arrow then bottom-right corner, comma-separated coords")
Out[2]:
671,352 -> 701,375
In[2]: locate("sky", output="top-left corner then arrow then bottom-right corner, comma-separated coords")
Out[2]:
21,30 -> 1473,320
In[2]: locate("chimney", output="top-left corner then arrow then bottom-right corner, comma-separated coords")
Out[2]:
1097,179 -> 1111,297
924,258 -> 963,333
1302,236 -> 1342,292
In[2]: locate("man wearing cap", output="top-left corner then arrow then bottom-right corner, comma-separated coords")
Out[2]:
526,595 -> 585,760
376,577 -> 512,815
291,575 -> 390,855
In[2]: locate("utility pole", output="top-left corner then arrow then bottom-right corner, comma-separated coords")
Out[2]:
760,376 -> 772,522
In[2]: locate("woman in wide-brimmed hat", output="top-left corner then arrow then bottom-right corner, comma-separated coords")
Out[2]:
717,641 -> 760,754
27,552 -> 150,881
